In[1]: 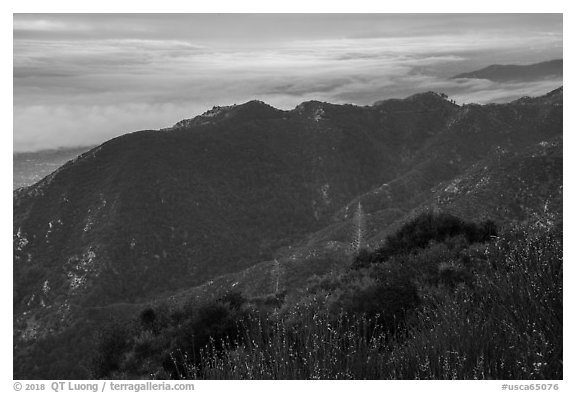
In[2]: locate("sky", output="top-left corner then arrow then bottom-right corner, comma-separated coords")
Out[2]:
13,14 -> 563,152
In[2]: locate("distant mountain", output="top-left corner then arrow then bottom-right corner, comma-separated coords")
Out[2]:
452,59 -> 562,82
13,88 -> 562,378
13,146 -> 94,190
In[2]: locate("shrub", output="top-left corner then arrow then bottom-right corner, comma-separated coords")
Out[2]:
92,321 -> 135,379
140,308 -> 156,329
92,219 -> 562,380
353,212 -> 497,269
218,291 -> 247,310
347,279 -> 419,334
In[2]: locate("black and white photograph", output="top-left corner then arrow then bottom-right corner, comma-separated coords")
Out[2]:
10,6 -> 566,386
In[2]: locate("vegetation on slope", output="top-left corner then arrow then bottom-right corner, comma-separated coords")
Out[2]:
13,89 -> 562,379
92,213 -> 562,379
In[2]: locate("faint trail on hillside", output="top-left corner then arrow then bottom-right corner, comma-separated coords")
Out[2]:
350,201 -> 366,256
270,258 -> 282,294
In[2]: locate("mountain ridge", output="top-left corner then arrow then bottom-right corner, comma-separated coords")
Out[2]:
13,87 -> 562,378
452,59 -> 562,82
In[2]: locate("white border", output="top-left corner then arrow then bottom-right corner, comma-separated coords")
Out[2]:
3,2 -> 572,391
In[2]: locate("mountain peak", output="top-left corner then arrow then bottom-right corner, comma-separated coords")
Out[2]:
240,99 -> 274,108
169,100 -> 284,129
293,100 -> 330,122
170,105 -> 235,129
405,91 -> 452,102
373,91 -> 458,110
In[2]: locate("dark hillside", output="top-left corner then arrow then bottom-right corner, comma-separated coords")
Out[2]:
13,88 -> 562,378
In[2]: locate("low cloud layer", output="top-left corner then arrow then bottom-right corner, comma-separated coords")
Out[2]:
13,14 -> 562,152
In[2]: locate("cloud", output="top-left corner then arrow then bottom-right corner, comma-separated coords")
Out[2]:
13,14 -> 563,152
13,19 -> 85,32
449,79 -> 563,104
13,102 -> 206,152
